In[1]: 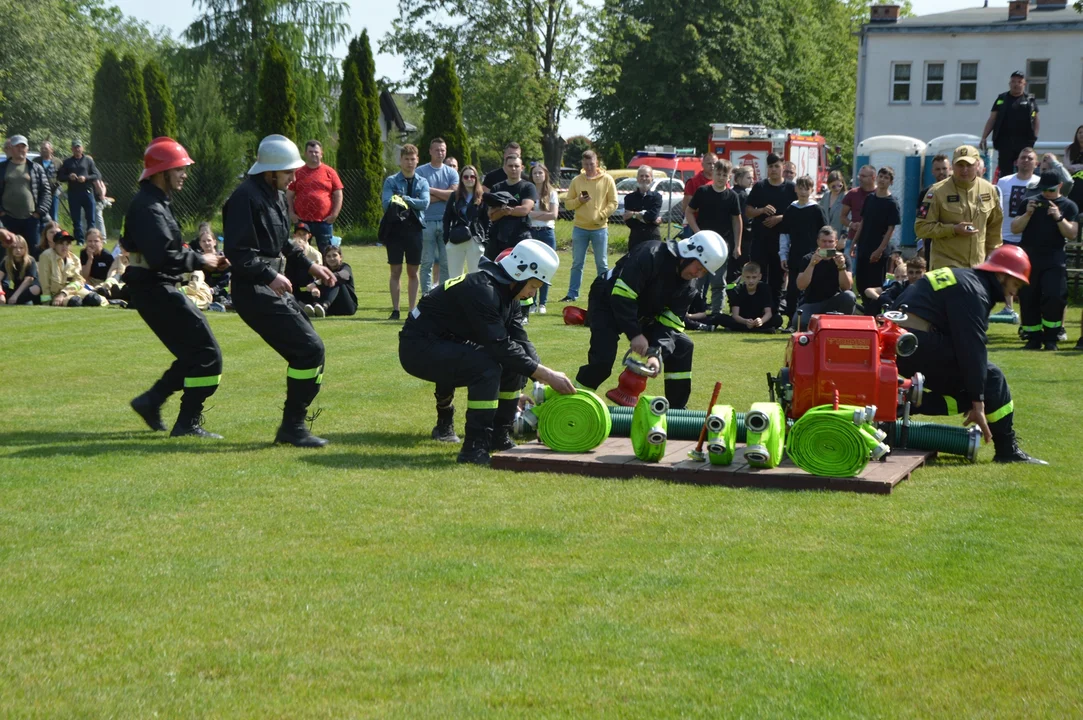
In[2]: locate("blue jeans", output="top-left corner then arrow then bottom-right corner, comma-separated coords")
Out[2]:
529,226 -> 557,306
68,190 -> 95,244
421,220 -> 449,294
50,192 -> 60,221
566,226 -> 609,300
303,220 -> 334,253
1,215 -> 40,257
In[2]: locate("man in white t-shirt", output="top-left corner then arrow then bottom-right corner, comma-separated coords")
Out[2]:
993,146 -> 1038,321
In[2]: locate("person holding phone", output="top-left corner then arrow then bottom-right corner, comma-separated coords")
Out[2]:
792,226 -> 856,331
559,150 -> 617,301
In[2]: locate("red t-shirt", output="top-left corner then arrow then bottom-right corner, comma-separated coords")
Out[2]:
842,187 -> 872,239
684,171 -> 711,198
289,164 -> 344,222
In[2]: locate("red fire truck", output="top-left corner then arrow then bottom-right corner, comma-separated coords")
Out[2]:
707,124 -> 829,187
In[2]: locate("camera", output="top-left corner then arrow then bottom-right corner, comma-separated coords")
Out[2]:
818,248 -> 837,258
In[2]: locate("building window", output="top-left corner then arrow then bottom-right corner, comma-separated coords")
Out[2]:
924,62 -> 945,103
958,61 -> 978,102
891,62 -> 911,103
1027,59 -> 1048,102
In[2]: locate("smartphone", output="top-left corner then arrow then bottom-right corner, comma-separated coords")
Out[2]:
1035,200 -> 1049,210
965,224 -> 975,232
818,248 -> 836,257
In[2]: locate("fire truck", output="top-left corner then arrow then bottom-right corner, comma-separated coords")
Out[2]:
707,124 -> 829,187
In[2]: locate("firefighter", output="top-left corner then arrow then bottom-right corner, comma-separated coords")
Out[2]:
575,231 -> 729,410
399,238 -> 576,465
223,134 -> 339,447
894,244 -> 1046,464
914,145 -> 1003,271
125,137 -> 227,438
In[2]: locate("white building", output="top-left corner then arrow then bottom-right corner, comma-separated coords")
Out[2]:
855,1 -> 1083,149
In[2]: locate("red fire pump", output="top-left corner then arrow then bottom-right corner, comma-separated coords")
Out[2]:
767,312 -> 923,423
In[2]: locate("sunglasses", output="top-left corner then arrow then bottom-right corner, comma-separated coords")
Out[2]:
462,174 -> 477,179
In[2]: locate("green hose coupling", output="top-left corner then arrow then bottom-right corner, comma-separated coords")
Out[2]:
706,404 -> 737,466
535,387 -> 612,453
744,402 -> 786,468
632,395 -> 669,462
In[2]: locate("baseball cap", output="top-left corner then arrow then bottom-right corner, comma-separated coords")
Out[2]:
8,134 -> 29,147
1036,171 -> 1062,191
71,139 -> 83,148
52,230 -> 75,244
1010,70 -> 1025,79
953,145 -> 980,165
293,221 -> 311,235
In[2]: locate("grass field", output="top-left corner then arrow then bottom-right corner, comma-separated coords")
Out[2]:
2,246 -> 1082,717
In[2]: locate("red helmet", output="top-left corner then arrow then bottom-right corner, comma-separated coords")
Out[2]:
140,137 -> 195,181
562,306 -> 587,325
974,244 -> 1031,285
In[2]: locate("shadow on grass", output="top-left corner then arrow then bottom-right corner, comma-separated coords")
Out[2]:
0,430 -> 269,458
300,431 -> 459,471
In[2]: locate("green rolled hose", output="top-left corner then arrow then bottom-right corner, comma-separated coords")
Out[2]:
785,404 -> 890,477
706,404 -> 737,466
535,387 -> 612,453
609,407 -> 750,444
743,402 -> 786,469
631,395 -> 669,462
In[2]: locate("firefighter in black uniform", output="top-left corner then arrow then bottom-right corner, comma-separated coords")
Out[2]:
894,244 -> 1046,464
399,239 -> 576,465
126,137 -> 227,438
224,135 -> 338,447
979,71 -> 1039,179
575,230 -> 729,409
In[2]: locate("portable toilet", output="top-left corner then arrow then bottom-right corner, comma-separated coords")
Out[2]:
924,133 -> 993,184
854,135 -> 926,249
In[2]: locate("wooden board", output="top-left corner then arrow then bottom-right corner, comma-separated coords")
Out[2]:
491,437 -> 933,494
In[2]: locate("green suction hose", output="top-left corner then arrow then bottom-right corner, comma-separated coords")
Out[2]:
631,395 -> 669,462
706,404 -> 737,466
880,421 -> 981,462
609,407 -> 749,443
743,402 -> 786,468
785,404 -> 890,477
535,387 -> 612,453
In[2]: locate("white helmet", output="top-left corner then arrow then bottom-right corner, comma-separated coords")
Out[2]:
248,134 -> 304,175
671,230 -> 728,274
499,239 -> 560,285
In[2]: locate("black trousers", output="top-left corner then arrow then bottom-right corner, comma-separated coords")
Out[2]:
399,330 -> 535,440
996,140 -> 1029,178
576,281 -> 694,409
750,233 -> 783,305
321,284 -> 357,316
712,312 -> 783,332
130,281 -> 223,405
232,280 -> 325,414
897,328 -> 1014,437
1018,262 -> 1067,340
854,253 -> 889,296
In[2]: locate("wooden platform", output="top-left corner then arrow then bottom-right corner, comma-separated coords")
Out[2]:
492,437 -> 934,494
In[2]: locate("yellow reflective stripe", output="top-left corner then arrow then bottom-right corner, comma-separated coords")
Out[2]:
987,400 -> 1014,423
443,273 -> 466,290
520,297 -> 533,307
926,267 -> 957,291
657,310 -> 685,331
1041,319 -> 1063,328
287,366 -> 321,380
612,278 -> 638,300
498,390 -> 520,400
664,371 -> 692,380
184,374 -> 221,388
467,399 -> 498,410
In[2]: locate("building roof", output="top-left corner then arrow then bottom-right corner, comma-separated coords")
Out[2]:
379,90 -> 418,134
865,3 -> 1083,33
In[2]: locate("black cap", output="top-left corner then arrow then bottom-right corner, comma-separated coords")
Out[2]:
292,221 -> 311,235
1010,70 -> 1025,79
1036,171 -> 1061,191
52,230 -> 74,244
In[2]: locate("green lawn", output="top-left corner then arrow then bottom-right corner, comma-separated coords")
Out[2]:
2,246 -> 1082,717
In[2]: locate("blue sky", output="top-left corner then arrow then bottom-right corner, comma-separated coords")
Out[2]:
111,0 -> 988,138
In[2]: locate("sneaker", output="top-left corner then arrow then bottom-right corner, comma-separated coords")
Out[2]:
1058,328 -> 1069,342
991,307 -> 1019,323
303,304 -> 315,318
457,447 -> 491,465
388,310 -> 401,320
538,305 -> 547,314
208,302 -> 226,313
1024,336 -> 1042,351
1044,340 -> 1059,352
314,304 -> 326,318
558,295 -> 575,302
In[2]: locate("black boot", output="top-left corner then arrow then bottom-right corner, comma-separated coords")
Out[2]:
275,409 -> 328,447
1043,327 -> 1060,352
993,433 -> 1048,465
490,425 -> 516,453
431,395 -> 460,443
131,389 -> 168,431
457,433 -> 491,465
1023,333 -> 1043,350
171,412 -> 223,439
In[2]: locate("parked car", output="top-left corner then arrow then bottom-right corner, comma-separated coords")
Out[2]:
614,176 -> 686,222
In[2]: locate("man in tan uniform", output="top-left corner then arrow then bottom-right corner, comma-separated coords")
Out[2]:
915,145 -> 1003,269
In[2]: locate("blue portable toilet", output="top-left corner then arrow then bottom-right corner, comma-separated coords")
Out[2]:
924,134 -> 993,184
855,135 -> 926,249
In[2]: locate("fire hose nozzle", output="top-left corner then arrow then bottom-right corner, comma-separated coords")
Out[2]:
870,442 -> 890,461
621,348 -> 661,378
512,408 -> 539,437
896,331 -> 918,357
532,382 -> 548,405
706,414 -> 725,433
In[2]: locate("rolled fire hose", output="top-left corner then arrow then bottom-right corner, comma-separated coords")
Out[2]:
609,407 -> 750,444
743,402 -> 786,469
534,386 -> 612,453
706,404 -> 737,466
631,395 -> 669,462
785,404 -> 890,478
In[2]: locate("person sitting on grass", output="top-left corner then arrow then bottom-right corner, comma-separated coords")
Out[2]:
864,255 -> 926,316
686,261 -> 781,332
193,223 -> 230,309
312,245 -> 357,317
792,226 -> 856,330
37,230 -> 107,306
95,248 -> 130,304
79,228 -> 112,285
37,220 -> 59,258
1,234 -> 42,304
287,222 -> 325,317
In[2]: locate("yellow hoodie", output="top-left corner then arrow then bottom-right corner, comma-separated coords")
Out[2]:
564,172 -> 618,230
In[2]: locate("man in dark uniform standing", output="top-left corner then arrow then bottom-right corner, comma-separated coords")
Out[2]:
575,230 -> 728,410
894,244 -> 1046,464
979,71 -> 1039,179
126,137 -> 228,438
399,239 -> 576,465
746,154 -> 797,303
224,134 -> 338,447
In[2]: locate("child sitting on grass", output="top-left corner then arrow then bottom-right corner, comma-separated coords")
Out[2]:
687,261 -> 781,332
287,222 -> 324,315
37,230 -> 107,307
312,245 -> 357,317
192,223 -> 230,310
865,255 -> 925,316
1,234 -> 42,304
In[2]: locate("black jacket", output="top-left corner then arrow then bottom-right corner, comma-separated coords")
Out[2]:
58,155 -> 100,193
403,257 -> 538,377
121,181 -> 202,285
223,176 -> 310,285
443,195 -> 487,244
593,240 -> 697,341
624,189 -> 663,244
0,159 -> 52,217
896,268 -> 1003,401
